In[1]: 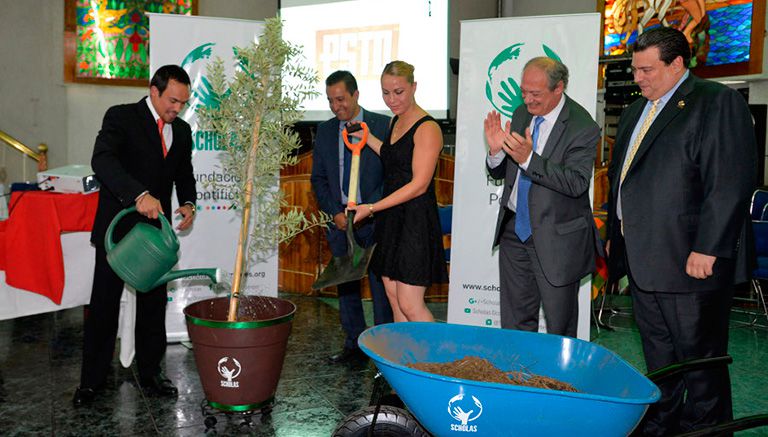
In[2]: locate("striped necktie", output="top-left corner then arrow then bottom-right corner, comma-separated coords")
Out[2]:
157,119 -> 168,158
619,99 -> 659,185
619,99 -> 659,235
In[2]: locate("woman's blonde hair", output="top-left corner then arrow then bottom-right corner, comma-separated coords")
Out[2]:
382,60 -> 415,84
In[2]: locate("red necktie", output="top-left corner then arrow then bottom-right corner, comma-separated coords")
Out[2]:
157,119 -> 168,158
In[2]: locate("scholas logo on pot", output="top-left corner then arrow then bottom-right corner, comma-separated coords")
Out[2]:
447,392 -> 482,433
218,357 -> 242,388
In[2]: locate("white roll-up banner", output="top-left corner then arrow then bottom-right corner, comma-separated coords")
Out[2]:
448,14 -> 601,340
149,14 -> 270,342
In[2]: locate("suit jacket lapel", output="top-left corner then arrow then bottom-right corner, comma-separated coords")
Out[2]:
138,98 -> 165,159
541,97 -> 570,160
625,74 -> 695,177
515,95 -> 569,161
360,109 -> 372,174
610,102 -> 643,192
166,120 -> 180,160
328,119 -> 342,192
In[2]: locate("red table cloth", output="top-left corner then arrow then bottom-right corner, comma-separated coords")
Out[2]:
0,191 -> 98,304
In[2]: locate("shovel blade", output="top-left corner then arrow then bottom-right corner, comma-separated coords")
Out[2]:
311,244 -> 376,290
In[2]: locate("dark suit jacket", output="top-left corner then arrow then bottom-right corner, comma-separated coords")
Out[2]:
310,108 -> 390,255
488,95 -> 601,286
91,97 -> 197,247
606,74 -> 756,291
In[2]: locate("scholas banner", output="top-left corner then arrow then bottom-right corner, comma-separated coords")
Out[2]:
148,14 -> 271,343
448,14 -> 600,340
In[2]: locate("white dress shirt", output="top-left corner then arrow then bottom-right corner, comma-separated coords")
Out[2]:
146,98 -> 173,152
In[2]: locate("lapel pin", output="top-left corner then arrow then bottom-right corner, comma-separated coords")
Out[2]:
677,100 -> 685,109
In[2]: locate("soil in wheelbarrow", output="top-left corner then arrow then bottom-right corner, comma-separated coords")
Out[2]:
408,356 -> 579,392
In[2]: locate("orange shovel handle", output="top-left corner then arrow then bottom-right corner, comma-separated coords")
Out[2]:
341,122 -> 368,207
342,122 -> 369,155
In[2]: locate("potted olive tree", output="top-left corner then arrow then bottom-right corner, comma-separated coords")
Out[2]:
183,17 -> 325,414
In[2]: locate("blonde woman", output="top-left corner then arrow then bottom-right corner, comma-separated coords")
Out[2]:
349,61 -> 447,322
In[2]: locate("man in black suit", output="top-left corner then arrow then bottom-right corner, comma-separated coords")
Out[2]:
606,27 -> 756,435
484,57 -> 600,337
310,71 -> 393,364
74,65 -> 197,406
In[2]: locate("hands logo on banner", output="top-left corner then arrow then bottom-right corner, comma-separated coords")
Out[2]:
180,42 -> 217,123
177,42 -> 241,211
484,43 -> 563,118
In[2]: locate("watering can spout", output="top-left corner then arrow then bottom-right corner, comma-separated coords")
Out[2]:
105,207 -> 221,292
150,267 -> 221,291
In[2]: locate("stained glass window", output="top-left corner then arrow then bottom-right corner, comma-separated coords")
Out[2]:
602,0 -> 754,67
66,0 -> 195,84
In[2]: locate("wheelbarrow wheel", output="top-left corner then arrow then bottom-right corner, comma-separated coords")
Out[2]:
333,405 -> 429,437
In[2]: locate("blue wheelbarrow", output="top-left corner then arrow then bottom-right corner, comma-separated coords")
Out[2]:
333,322 -> 767,436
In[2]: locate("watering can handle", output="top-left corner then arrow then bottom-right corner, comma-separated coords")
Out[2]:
104,206 -> 177,252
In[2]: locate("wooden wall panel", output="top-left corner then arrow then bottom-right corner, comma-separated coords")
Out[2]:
278,175 -> 326,295
281,152 -> 313,177
435,154 -> 454,206
593,166 -> 609,212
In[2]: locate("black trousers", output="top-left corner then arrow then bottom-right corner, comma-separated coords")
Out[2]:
629,278 -> 733,436
80,245 -> 168,388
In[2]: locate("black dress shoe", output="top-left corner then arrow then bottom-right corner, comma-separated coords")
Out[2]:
140,374 -> 178,397
72,387 -> 97,407
328,347 -> 368,364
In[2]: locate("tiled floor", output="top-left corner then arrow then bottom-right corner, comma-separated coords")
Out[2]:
0,293 -> 766,436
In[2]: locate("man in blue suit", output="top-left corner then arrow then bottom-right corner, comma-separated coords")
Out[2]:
311,71 -> 393,364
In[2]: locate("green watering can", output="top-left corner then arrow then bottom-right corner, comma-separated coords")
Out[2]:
105,206 -> 220,292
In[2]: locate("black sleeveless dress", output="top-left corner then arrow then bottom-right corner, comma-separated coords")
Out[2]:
371,115 -> 448,286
